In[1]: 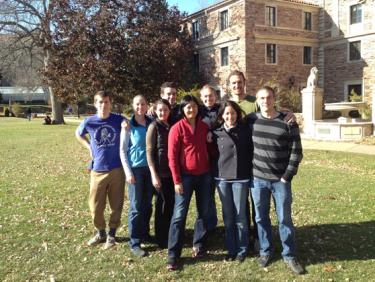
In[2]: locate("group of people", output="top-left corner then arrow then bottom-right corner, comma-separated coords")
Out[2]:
75,70 -> 304,274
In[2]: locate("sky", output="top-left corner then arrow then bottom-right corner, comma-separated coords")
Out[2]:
166,0 -> 222,15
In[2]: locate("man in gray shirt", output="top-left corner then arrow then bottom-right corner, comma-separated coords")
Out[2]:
248,86 -> 304,275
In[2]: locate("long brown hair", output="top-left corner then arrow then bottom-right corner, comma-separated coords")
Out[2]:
215,100 -> 246,128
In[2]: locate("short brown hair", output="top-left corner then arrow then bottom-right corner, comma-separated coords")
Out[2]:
160,82 -> 176,95
94,90 -> 112,103
256,86 -> 276,97
200,84 -> 216,95
228,70 -> 246,83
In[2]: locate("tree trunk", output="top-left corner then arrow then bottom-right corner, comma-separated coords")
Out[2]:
44,49 -> 64,124
77,103 -> 80,118
49,86 -> 64,124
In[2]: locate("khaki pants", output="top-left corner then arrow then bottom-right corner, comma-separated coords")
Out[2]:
89,167 -> 125,230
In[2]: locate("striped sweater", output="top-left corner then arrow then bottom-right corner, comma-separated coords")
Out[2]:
248,112 -> 303,182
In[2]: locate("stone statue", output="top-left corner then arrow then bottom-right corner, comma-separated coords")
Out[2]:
306,66 -> 318,89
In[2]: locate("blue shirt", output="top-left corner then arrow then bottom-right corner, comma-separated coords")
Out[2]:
77,113 -> 125,172
127,115 -> 152,168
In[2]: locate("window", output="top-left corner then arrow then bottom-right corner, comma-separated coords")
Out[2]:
266,44 -> 276,64
193,53 -> 200,72
303,46 -> 312,65
350,4 -> 362,24
349,41 -> 361,61
221,47 -> 229,66
265,6 -> 276,26
192,21 -> 200,39
220,10 -> 229,31
304,12 -> 312,30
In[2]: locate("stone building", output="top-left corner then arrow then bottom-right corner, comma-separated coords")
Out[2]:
319,0 -> 375,107
187,0 -> 374,107
187,0 -> 320,96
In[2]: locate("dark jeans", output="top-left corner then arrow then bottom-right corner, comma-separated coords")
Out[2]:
128,166 -> 153,249
154,177 -> 175,248
206,175 -> 218,231
167,172 -> 211,259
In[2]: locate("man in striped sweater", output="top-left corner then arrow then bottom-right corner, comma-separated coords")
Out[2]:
247,86 -> 304,275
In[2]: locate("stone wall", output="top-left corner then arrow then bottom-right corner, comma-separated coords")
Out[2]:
188,0 -> 320,96
323,42 -> 366,102
191,0 -> 247,94
246,0 -> 319,95
319,0 -> 375,104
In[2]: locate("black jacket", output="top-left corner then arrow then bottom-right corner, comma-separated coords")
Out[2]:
212,123 -> 253,180
146,119 -> 171,178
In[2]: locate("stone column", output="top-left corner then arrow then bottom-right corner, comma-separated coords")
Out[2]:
301,87 -> 323,137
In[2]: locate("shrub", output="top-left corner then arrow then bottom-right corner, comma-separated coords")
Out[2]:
177,85 -> 200,103
361,105 -> 372,120
4,107 -> 10,117
349,90 -> 372,119
349,89 -> 361,102
258,77 -> 302,112
276,88 -> 302,113
11,103 -> 24,117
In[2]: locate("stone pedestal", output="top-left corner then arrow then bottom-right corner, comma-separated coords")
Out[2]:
301,87 -> 323,137
372,90 -> 375,135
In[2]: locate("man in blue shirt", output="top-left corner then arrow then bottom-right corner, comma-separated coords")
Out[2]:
76,90 -> 125,249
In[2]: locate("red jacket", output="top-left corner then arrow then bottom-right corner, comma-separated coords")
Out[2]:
168,118 -> 210,184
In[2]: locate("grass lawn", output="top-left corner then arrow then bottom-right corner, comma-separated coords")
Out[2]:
1,118 -> 374,281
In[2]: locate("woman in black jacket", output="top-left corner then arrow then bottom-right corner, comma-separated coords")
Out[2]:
212,100 -> 252,262
146,99 -> 174,249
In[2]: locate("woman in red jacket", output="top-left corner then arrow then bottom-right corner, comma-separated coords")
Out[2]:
166,95 -> 212,270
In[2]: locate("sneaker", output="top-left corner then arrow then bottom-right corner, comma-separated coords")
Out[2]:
103,235 -> 116,250
258,255 -> 272,268
131,246 -> 146,257
285,258 -> 304,275
236,255 -> 246,263
166,258 -> 179,271
87,233 -> 106,246
192,246 -> 206,258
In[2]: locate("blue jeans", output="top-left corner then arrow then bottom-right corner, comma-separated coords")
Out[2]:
251,177 -> 296,260
217,180 -> 249,257
128,166 -> 154,249
168,172 -> 211,259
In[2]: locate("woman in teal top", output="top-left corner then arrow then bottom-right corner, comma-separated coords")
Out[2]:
120,95 -> 153,257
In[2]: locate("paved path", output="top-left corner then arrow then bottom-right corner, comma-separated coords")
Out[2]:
302,139 -> 375,155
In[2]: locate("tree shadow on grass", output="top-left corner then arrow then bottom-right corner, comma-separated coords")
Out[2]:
295,221 -> 375,266
178,226 -> 237,266
176,221 -> 375,267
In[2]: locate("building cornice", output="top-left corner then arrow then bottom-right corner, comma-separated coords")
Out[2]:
186,0 -> 319,19
187,0 -> 243,19
194,36 -> 241,50
255,33 -> 319,46
259,0 -> 320,8
320,32 -> 375,46
255,24 -> 319,33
